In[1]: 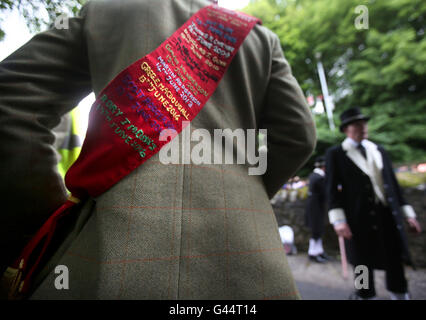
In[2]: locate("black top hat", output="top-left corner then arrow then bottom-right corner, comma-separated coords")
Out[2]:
339,107 -> 370,132
314,156 -> 325,168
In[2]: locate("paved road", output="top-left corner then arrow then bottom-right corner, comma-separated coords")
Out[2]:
286,254 -> 426,300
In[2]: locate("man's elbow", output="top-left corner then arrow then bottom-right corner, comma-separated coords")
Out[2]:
297,120 -> 317,162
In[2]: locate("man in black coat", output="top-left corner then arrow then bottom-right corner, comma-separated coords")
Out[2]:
325,107 -> 422,300
305,156 -> 329,263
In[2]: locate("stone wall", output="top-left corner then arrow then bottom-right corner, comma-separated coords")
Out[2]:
273,187 -> 426,268
404,187 -> 426,268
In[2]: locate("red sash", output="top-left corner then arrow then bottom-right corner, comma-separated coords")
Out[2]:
3,4 -> 260,298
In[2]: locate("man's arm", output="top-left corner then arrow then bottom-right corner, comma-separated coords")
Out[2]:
325,147 -> 352,239
0,5 -> 92,273
380,147 -> 422,233
325,147 -> 345,223
260,33 -> 316,198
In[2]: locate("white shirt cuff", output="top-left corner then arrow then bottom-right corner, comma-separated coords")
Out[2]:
401,205 -> 416,219
328,208 -> 347,225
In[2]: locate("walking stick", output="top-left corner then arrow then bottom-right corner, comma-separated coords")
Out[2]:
338,236 -> 348,279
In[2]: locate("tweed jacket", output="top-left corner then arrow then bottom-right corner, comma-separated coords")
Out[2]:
0,0 -> 315,299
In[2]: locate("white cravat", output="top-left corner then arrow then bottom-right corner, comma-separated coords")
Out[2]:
343,138 -> 387,204
313,168 -> 325,177
362,140 -> 387,205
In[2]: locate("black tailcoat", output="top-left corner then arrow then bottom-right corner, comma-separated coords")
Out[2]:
305,171 -> 326,239
325,142 -> 413,269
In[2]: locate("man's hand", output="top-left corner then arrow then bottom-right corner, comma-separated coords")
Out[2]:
334,222 -> 352,240
406,217 -> 422,234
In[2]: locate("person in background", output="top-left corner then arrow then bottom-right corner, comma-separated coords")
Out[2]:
52,109 -> 83,181
325,107 -> 422,300
278,225 -> 297,255
305,156 -> 330,263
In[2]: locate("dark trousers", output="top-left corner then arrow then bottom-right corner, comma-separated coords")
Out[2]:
311,230 -> 322,241
354,261 -> 407,298
355,203 -> 408,298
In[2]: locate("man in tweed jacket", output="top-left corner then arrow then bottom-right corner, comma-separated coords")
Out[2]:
0,0 -> 315,299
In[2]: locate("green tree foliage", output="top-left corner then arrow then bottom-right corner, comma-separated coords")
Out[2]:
0,0 -> 86,41
244,0 -> 426,174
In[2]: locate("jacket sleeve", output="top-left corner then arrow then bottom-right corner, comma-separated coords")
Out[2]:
380,146 -> 416,219
259,33 -> 316,198
0,5 -> 92,273
325,147 -> 346,224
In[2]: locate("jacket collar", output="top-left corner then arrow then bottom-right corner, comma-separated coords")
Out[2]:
313,168 -> 325,177
341,138 -> 383,175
